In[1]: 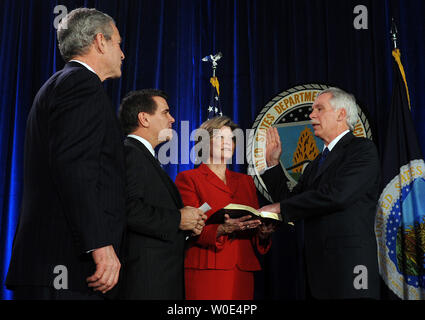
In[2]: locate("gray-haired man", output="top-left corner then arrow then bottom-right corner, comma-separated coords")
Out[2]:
260,87 -> 380,299
6,8 -> 126,299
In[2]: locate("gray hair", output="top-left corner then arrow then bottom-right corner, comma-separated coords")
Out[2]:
57,8 -> 115,62
318,87 -> 359,131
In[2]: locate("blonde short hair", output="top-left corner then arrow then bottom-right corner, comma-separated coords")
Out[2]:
195,116 -> 239,159
198,116 -> 238,138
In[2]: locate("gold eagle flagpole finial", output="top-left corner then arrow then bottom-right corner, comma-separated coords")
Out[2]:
202,52 -> 223,78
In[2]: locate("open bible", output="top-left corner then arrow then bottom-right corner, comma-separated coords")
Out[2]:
206,203 -> 289,225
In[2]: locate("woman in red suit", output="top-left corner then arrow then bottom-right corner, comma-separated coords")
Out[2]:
175,116 -> 275,300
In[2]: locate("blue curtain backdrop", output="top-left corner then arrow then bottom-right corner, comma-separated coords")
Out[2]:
1,0 -> 424,300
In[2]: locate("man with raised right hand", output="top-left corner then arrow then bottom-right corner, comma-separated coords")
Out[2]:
260,87 -> 380,299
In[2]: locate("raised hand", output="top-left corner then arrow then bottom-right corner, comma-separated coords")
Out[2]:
266,127 -> 282,167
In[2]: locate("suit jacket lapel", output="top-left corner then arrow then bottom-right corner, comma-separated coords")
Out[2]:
225,170 -> 240,198
198,164 -> 235,195
305,157 -> 320,186
313,132 -> 355,182
127,137 -> 183,208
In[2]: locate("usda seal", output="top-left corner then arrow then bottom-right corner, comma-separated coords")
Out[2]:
247,84 -> 372,202
375,159 -> 425,299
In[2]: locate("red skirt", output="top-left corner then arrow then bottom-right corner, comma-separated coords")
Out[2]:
185,267 -> 254,300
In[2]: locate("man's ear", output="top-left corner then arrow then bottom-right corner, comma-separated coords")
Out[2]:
337,108 -> 347,122
93,33 -> 106,54
138,112 -> 150,128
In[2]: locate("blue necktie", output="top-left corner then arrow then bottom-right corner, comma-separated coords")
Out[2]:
318,147 -> 329,167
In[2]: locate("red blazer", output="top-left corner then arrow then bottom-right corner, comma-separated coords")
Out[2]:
175,164 -> 270,271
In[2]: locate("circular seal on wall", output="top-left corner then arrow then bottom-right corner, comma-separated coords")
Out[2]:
375,159 -> 425,300
247,84 -> 372,202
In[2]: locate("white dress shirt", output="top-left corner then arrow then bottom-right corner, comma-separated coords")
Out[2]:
325,130 -> 350,151
127,134 -> 155,157
69,59 -> 97,75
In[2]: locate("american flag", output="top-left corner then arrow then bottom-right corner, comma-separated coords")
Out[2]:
207,76 -> 223,119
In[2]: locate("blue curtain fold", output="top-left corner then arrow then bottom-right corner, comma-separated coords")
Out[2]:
1,0 -> 424,299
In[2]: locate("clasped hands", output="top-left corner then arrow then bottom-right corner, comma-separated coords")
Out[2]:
179,206 -> 208,235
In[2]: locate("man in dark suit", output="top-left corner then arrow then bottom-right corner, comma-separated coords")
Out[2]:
117,89 -> 207,299
6,8 -> 126,299
260,87 -> 380,299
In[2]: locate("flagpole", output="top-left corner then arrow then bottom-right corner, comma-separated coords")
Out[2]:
390,18 -> 411,109
202,52 -> 224,118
